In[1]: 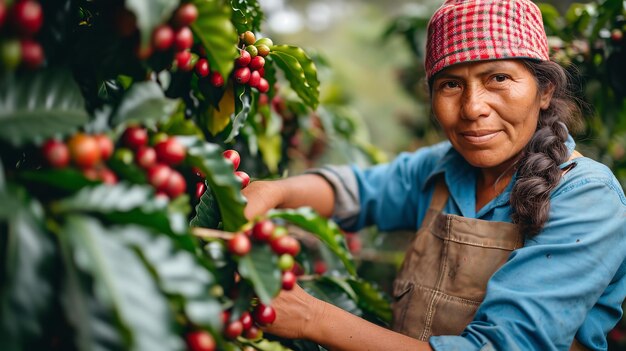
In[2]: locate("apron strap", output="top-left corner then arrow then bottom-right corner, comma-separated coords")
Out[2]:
430,177 -> 449,212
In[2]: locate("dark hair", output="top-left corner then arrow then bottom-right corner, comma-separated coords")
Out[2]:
510,59 -> 584,236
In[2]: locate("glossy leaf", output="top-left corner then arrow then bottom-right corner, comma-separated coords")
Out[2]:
19,169 -> 96,193
118,226 -> 222,330
111,81 -> 178,127
300,278 -> 362,317
224,84 -> 252,143
60,215 -> 183,351
346,278 -> 392,324
206,83 -> 236,136
0,70 -> 88,147
237,244 -> 281,305
184,138 -> 247,232
54,182 -> 154,214
238,337 -> 295,351
191,0 -> 238,80
125,0 -> 179,49
268,208 -> 356,276
269,45 -> 320,109
190,184 -> 222,229
230,0 -> 264,33
0,186 -> 55,350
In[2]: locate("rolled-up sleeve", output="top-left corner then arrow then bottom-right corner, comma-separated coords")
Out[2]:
430,169 -> 626,351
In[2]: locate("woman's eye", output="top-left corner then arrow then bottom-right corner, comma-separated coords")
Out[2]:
441,81 -> 460,89
493,74 -> 508,82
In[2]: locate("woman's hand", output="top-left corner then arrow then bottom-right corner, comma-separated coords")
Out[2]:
260,284 -> 322,340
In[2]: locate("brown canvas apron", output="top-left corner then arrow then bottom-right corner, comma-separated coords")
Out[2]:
391,176 -> 588,350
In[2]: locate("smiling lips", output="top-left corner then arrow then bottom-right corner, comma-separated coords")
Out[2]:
460,130 -> 501,144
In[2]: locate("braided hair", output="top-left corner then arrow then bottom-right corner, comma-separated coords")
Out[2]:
510,60 -> 584,236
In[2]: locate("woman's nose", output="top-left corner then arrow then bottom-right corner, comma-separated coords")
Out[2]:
460,86 -> 490,120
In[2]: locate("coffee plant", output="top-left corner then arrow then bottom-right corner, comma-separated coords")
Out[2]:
0,1 -> 390,350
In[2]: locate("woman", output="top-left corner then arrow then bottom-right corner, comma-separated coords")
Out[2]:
242,0 -> 626,350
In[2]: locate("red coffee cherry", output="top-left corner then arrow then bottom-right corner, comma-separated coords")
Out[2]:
251,219 -> 275,242
154,137 -> 186,165
222,149 -> 241,170
175,50 -> 193,72
227,233 -> 251,256
195,181 -> 206,200
249,56 -> 265,70
11,0 -> 43,37
240,311 -> 253,330
248,70 -> 261,88
173,3 -> 198,28
224,320 -> 244,339
209,71 -> 224,87
99,167 -> 118,185
94,134 -> 114,160
152,25 -> 174,51
314,261 -> 327,275
282,270 -> 296,290
164,169 -> 186,198
234,67 -> 251,84
195,58 -> 210,77
244,325 -> 262,340
41,139 -> 69,168
174,26 -> 194,51
20,39 -> 43,69
234,171 -> 250,189
270,235 -> 301,256
235,49 -> 251,67
67,133 -> 101,169
135,146 -> 157,169
122,126 -> 148,150
147,164 -> 173,192
186,330 -> 216,351
257,78 -> 269,93
0,2 -> 7,29
252,304 -> 276,326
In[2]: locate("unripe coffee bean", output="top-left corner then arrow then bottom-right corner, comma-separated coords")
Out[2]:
242,31 -> 256,45
245,45 -> 258,58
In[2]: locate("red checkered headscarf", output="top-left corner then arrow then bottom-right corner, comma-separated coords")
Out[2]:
425,0 -> 549,81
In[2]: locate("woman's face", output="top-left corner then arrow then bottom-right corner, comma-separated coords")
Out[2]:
431,60 -> 552,174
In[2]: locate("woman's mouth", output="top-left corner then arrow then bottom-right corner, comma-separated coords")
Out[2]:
460,130 -> 501,144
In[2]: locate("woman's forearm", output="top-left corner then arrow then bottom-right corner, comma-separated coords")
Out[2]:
242,174 -> 336,219
310,301 -> 433,351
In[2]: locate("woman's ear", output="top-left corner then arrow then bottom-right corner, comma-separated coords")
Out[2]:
539,83 -> 555,110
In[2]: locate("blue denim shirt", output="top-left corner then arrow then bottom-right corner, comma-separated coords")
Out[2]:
315,136 -> 626,351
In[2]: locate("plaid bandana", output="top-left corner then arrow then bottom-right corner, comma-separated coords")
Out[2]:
425,0 -> 549,80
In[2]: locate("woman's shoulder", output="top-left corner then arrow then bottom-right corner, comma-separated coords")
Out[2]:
555,155 -> 626,205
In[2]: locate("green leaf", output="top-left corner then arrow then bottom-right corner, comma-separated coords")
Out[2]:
54,182 -> 154,214
238,337 -> 295,351
224,84 -> 252,143
184,138 -> 247,232
346,278 -> 392,324
111,81 -> 179,127
230,0 -> 264,33
60,215 -> 183,351
0,186 -> 56,350
268,208 -> 356,276
190,185 -> 222,229
237,244 -> 281,305
117,226 -> 222,330
300,278 -> 362,317
269,45 -> 320,109
125,0 -> 179,49
537,3 -> 564,35
191,0 -> 238,80
0,69 -> 89,147
19,169 -> 96,192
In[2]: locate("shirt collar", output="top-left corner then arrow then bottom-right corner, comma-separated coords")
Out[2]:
421,135 -> 577,217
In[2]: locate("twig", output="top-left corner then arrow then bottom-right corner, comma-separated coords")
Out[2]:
191,227 -> 235,240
